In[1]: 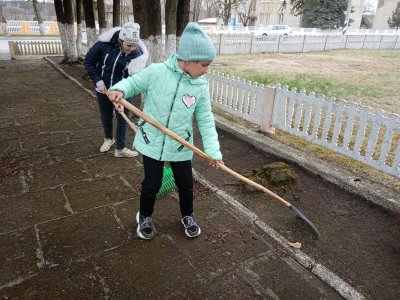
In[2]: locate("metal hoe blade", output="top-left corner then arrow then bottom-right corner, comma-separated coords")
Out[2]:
289,205 -> 320,239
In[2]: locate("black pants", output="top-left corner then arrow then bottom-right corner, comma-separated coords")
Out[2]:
140,155 -> 193,218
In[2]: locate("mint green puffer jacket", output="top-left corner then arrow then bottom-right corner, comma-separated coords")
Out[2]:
109,54 -> 222,162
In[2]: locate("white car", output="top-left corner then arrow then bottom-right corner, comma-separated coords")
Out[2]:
252,25 -> 292,37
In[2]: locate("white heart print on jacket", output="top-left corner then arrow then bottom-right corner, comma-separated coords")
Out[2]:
182,94 -> 196,108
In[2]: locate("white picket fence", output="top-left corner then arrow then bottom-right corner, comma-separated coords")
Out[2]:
207,72 -> 266,125
206,71 -> 400,178
5,20 -> 53,34
10,40 -> 63,56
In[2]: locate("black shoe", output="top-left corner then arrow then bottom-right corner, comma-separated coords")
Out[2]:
181,214 -> 201,238
136,212 -> 155,240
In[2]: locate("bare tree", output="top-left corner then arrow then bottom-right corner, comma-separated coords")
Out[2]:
97,0 -> 107,33
203,0 -> 216,18
31,0 -> 45,35
121,0 -> 131,24
191,0 -> 201,21
83,0 -> 97,48
132,0 -> 163,63
113,0 -> 121,26
238,0 -> 256,27
165,0 -> 178,57
76,0 -> 83,56
132,0 -> 147,36
216,0 -> 238,26
0,2 -> 7,36
176,0 -> 190,37
54,0 -> 78,63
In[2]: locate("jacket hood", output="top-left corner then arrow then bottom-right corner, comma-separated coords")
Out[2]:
164,54 -> 208,85
98,27 -> 121,45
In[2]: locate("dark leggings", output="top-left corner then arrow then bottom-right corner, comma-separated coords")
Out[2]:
140,155 -> 193,218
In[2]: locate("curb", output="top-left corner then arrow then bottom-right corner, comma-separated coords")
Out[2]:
214,115 -> 400,214
193,169 -> 366,300
46,57 -> 366,299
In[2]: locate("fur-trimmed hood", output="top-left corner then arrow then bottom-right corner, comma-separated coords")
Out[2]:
97,27 -> 149,75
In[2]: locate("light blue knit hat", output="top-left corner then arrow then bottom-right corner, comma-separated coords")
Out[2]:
178,22 -> 216,62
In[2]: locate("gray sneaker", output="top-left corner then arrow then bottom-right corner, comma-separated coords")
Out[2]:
136,211 -> 155,240
181,214 -> 201,238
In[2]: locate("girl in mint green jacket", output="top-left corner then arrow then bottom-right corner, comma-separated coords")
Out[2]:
108,23 -> 223,240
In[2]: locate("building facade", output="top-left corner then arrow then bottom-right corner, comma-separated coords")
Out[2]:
255,0 -> 301,27
372,0 -> 399,29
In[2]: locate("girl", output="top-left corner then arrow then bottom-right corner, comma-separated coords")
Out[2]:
108,22 -> 223,239
84,22 -> 148,157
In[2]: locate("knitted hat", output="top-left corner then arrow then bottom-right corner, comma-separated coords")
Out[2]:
178,22 -> 216,62
119,22 -> 140,44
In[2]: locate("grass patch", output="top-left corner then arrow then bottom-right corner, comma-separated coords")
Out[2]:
212,49 -> 400,114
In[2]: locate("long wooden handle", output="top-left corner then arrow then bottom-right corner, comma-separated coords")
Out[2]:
120,111 -> 138,133
113,103 -> 138,133
120,98 -> 291,207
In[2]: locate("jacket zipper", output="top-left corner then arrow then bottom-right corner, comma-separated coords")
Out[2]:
138,120 -> 150,144
177,129 -> 191,152
110,51 -> 122,86
101,53 -> 109,78
159,73 -> 184,160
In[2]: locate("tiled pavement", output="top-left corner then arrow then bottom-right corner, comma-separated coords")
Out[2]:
0,59 -> 350,299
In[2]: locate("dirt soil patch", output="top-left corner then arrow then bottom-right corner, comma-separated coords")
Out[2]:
48,56 -> 400,300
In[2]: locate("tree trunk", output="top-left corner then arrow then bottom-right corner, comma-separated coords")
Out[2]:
64,0 -> 78,62
192,0 -> 201,22
32,0 -> 45,35
54,0 -> 78,63
76,0 -> 83,56
0,3 -> 7,36
113,0 -> 121,26
132,0 -> 148,36
146,0 -> 163,63
132,0 -> 163,63
97,0 -> 107,33
165,0 -> 178,58
83,0 -> 97,48
54,0 -> 68,60
176,0 -> 190,37
121,0 -> 130,24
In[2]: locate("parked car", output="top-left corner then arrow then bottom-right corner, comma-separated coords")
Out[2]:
252,25 -> 292,37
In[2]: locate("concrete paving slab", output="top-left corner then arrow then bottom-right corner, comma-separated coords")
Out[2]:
37,206 -> 128,267
0,228 -> 38,288
63,176 -> 136,212
46,139 -> 98,162
80,153 -> 142,178
0,189 -> 70,234
26,160 -> 90,191
21,132 -> 69,151
0,171 -> 28,200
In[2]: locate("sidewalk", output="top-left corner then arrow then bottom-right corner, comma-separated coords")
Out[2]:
0,40 -> 10,60
0,59 -> 352,298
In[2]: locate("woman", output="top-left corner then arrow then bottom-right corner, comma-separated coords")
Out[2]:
84,22 -> 148,157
